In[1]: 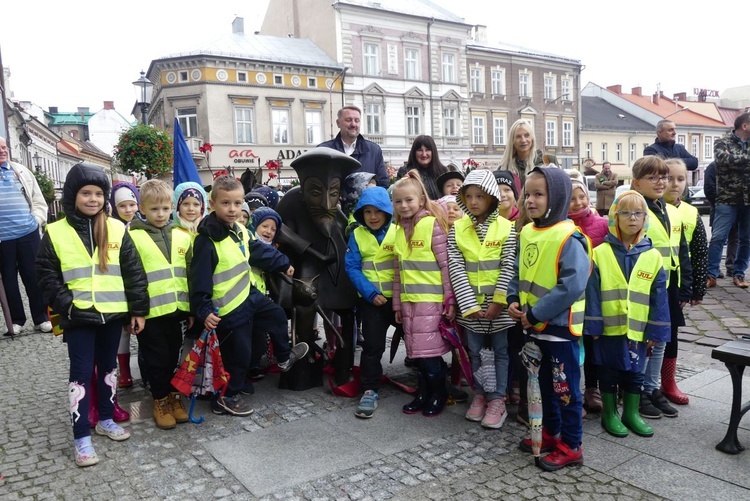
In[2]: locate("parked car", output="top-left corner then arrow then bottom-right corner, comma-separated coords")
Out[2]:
584,175 -> 597,207
615,183 -> 631,198
690,189 -> 710,214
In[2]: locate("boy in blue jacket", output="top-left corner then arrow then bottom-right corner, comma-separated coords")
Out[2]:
345,186 -> 402,418
585,191 -> 670,439
508,167 -> 591,471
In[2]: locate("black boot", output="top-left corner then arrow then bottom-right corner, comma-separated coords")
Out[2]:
403,369 -> 430,414
423,368 -> 448,417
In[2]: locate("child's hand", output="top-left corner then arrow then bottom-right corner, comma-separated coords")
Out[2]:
508,302 -> 523,320
520,313 -> 531,329
466,312 -> 484,319
286,266 -> 295,277
485,303 -> 504,320
131,316 -> 145,335
372,294 -> 387,306
679,300 -> 688,309
395,311 -> 402,324
204,313 -> 221,331
444,304 -> 456,321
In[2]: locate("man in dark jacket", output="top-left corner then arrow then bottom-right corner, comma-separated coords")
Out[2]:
643,119 -> 699,171
319,106 -> 389,187
704,162 -> 737,278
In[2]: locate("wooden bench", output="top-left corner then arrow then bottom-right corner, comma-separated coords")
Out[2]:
712,339 -> 750,454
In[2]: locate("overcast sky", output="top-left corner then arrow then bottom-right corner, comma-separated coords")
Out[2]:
2,0 -> 743,121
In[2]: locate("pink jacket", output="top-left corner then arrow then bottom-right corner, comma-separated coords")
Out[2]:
569,207 -> 608,248
393,210 -> 452,358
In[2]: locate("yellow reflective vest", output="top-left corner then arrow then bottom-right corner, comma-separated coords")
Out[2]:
518,220 -> 588,336
454,215 -> 512,305
646,203 -> 681,287
593,243 -> 665,342
394,216 -> 443,303
354,224 -> 396,298
248,233 -> 267,295
211,227 -> 252,316
129,226 -> 191,319
675,201 -> 698,246
46,217 -> 128,313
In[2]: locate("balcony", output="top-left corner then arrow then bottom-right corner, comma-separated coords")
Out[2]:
185,137 -> 205,158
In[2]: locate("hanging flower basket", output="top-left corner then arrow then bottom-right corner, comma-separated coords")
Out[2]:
113,124 -> 173,179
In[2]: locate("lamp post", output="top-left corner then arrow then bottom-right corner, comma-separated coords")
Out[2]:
328,66 -> 349,138
32,151 -> 41,174
664,107 -> 689,119
132,71 -> 154,124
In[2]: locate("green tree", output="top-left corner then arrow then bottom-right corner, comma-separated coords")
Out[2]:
34,170 -> 55,205
114,124 -> 173,179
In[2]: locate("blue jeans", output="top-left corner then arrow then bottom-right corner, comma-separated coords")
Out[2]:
707,204 -> 750,279
466,328 -> 509,401
642,341 -> 665,393
537,338 -> 583,449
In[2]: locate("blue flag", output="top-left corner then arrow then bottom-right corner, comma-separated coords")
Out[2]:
173,118 -> 202,188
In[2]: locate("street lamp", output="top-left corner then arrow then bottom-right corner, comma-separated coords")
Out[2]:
32,152 -> 41,173
132,70 -> 154,124
664,107 -> 689,119
328,66 -> 349,138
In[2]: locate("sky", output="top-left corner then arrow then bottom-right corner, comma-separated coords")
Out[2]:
2,0 -> 743,121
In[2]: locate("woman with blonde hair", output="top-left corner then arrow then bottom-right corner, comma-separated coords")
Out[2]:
497,119 -> 542,191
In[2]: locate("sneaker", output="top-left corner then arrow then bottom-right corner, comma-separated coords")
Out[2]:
706,276 -> 717,288
74,445 -> 99,467
465,394 -> 487,422
649,389 -> 678,418
35,321 -> 53,333
278,342 -> 309,372
354,390 -> 378,418
247,367 -> 265,381
240,380 -> 255,395
168,393 -> 189,424
94,421 -> 131,441
481,399 -> 508,429
520,428 -> 560,454
734,275 -> 750,289
215,394 -> 254,417
538,443 -> 583,472
639,392 -> 663,419
4,324 -> 23,337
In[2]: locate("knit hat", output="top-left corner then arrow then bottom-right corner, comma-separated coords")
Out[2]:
250,206 -> 282,233
436,171 -> 464,195
493,170 -> 518,199
570,178 -> 588,200
255,185 -> 280,209
436,195 -> 457,210
245,191 -> 269,209
114,185 -> 138,206
241,202 -> 251,217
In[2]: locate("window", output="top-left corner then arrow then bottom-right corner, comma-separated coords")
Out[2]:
406,106 -> 420,136
630,143 -> 636,161
704,136 -> 714,159
677,134 -> 686,146
443,108 -> 456,137
491,68 -> 505,95
365,103 -> 381,135
470,67 -> 483,93
305,110 -> 322,145
692,136 -> 699,157
472,116 -> 486,145
177,108 -> 198,137
442,52 -> 456,83
179,71 -> 189,82
493,117 -> 506,146
237,71 -> 248,83
561,77 -> 573,100
273,74 -> 284,85
545,120 -> 557,146
234,107 -> 254,144
364,43 -> 379,76
404,48 -> 419,80
271,109 -> 290,144
519,71 -> 531,98
585,142 -> 592,159
307,77 -> 317,88
544,75 -> 556,100
601,142 -> 608,162
616,143 -> 622,162
563,122 -> 573,147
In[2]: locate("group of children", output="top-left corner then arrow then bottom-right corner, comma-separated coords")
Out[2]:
36,164 -> 305,467
344,153 -> 704,472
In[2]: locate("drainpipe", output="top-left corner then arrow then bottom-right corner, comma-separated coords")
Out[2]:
427,18 -> 434,136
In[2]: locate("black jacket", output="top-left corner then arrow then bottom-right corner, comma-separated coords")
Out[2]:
643,140 -> 699,171
319,132 -> 389,188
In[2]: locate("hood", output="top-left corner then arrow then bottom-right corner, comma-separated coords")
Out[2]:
109,182 -> 140,223
607,190 -> 650,245
173,182 -> 209,223
353,186 -> 392,227
342,171 -> 377,215
197,211 -> 237,241
62,163 -> 111,218
457,169 -> 501,223
250,206 -> 282,233
528,166 -> 570,228
129,214 -> 174,235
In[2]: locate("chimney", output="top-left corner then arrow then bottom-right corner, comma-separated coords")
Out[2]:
652,92 -> 659,105
77,107 -> 89,114
632,87 -> 642,97
606,85 -> 622,94
49,106 -> 58,114
232,17 -> 244,35
473,25 -> 488,43
673,92 -> 687,101
103,101 -> 114,110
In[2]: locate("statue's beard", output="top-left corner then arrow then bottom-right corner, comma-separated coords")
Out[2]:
309,206 -> 337,236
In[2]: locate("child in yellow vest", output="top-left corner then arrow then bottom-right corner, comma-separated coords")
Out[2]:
392,170 -> 455,417
585,191 -> 669,439
448,170 -> 517,429
662,158 -> 706,404
129,179 -> 192,430
508,167 -> 590,471
36,163 -> 148,467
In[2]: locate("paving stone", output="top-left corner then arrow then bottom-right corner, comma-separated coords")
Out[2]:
695,336 -> 728,347
677,333 -> 701,343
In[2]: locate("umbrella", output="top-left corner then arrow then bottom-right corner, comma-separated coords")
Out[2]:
438,319 -> 473,389
171,325 -> 229,423
389,325 -> 404,363
173,118 -> 202,187
521,340 -> 543,466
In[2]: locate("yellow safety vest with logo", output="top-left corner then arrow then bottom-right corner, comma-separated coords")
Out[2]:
129,227 -> 191,319
675,201 -> 698,246
46,217 -> 128,313
518,220 -> 589,336
593,243 -> 665,342
211,227 -> 252,316
394,216 -> 444,303
353,224 -> 396,298
646,203 -> 681,287
454,215 -> 512,305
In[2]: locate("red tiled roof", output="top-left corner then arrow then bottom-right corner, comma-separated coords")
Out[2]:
717,107 -> 743,128
605,86 -> 726,128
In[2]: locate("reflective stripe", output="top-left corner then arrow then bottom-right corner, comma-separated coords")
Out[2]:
150,291 -> 178,309
465,260 -> 501,273
379,281 -> 393,290
603,313 -> 628,327
477,284 -> 495,295
72,290 -> 93,302
213,273 -> 251,308
362,262 -> 376,271
62,267 -> 91,282
95,291 -> 128,304
571,310 -> 585,326
403,284 -> 444,295
361,261 -> 394,271
213,261 -> 250,285
519,280 -> 551,298
147,269 -> 174,282
630,291 -> 650,307
401,261 -> 441,272
654,246 -> 670,257
173,267 -> 187,278
601,289 -> 626,302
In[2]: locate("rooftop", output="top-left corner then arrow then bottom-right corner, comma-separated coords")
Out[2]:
581,96 -> 653,132
335,0 -> 466,24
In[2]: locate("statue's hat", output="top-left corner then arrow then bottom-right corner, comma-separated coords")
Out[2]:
290,147 -> 361,185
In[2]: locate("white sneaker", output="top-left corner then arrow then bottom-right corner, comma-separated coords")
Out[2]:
35,321 -> 53,333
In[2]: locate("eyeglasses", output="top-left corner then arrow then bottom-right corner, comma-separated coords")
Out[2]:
643,175 -> 669,184
616,210 -> 647,220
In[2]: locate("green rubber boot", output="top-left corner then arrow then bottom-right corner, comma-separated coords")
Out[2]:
601,392 -> 628,437
622,392 -> 654,437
